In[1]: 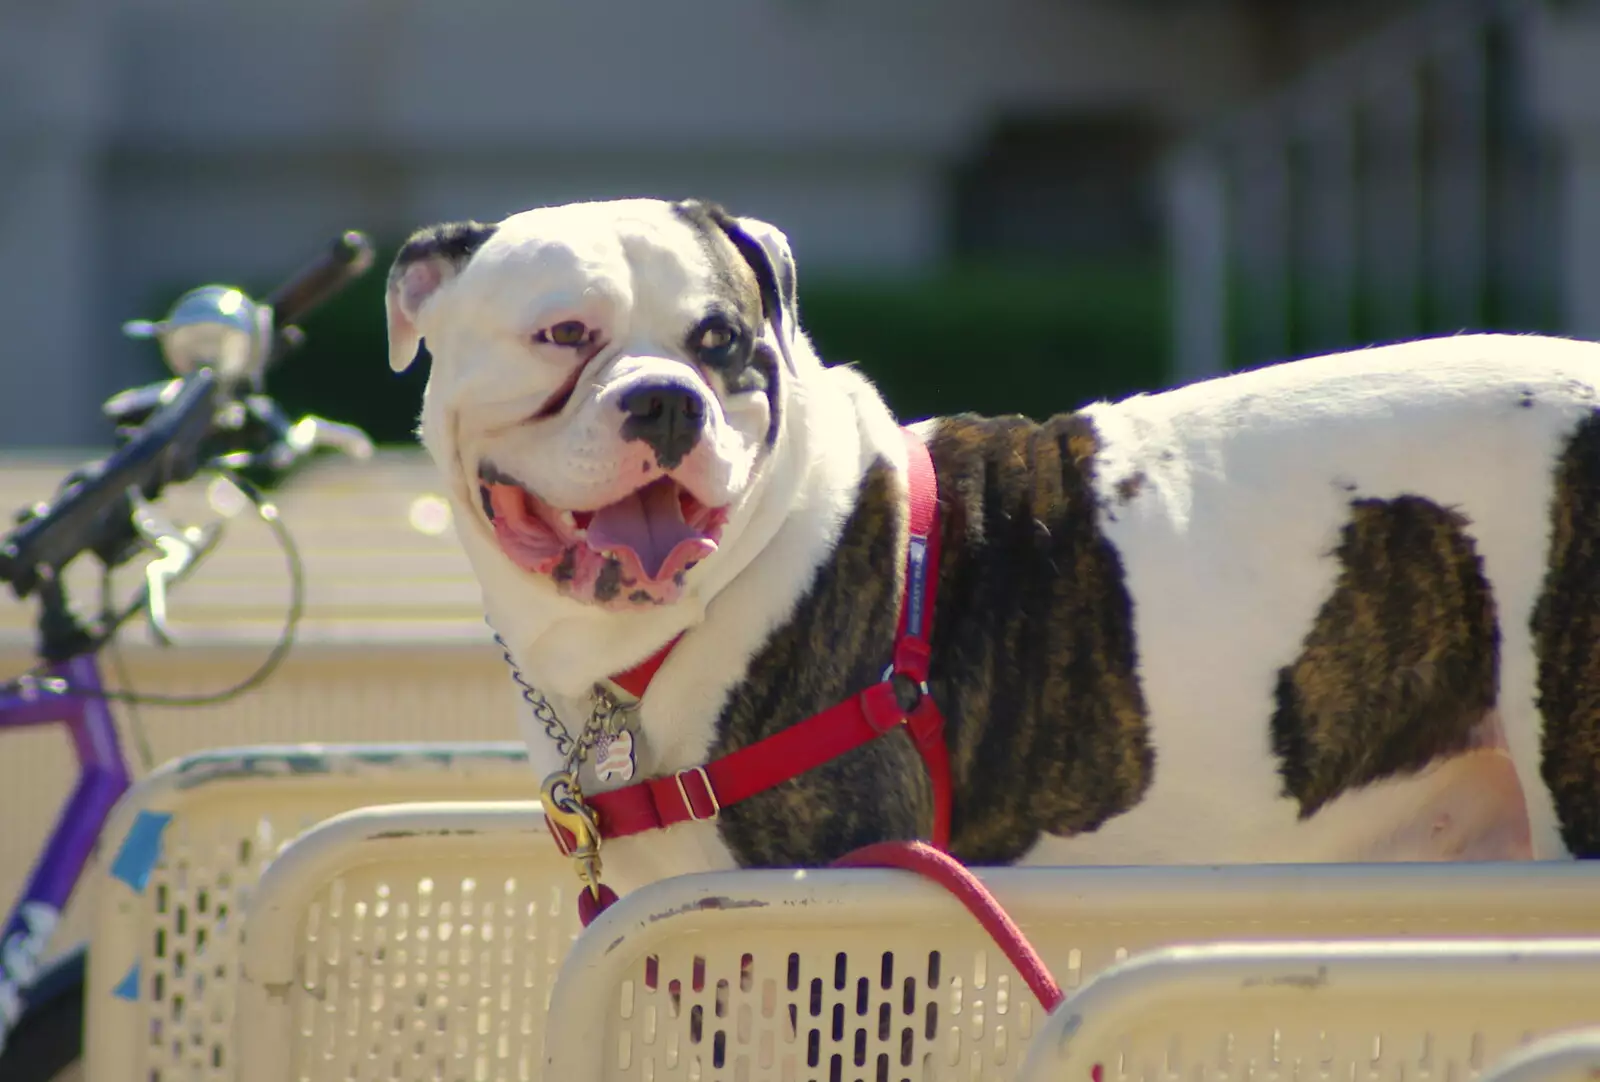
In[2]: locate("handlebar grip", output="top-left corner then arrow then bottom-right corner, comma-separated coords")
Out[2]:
0,369 -> 221,597
264,230 -> 375,329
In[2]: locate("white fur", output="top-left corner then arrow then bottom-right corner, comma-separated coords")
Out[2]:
1025,335 -> 1598,866
396,196 -> 1598,896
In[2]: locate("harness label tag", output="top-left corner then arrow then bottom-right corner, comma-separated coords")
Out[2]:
905,536 -> 928,637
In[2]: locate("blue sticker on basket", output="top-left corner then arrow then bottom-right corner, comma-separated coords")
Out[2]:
112,962 -> 140,1001
109,810 -> 173,892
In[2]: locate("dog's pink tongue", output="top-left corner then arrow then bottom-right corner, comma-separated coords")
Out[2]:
587,480 -> 717,582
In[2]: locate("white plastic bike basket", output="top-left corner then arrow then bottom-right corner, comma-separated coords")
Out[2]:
232,800 -> 577,1082
1473,1027 -> 1600,1082
529,861 -> 1600,1082
1016,939 -> 1600,1082
84,743 -> 537,1082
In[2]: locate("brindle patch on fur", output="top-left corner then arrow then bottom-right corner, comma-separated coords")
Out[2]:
390,220 -> 497,281
672,199 -> 784,446
390,221 -> 497,365
672,201 -> 764,326
711,463 -> 927,866
1271,496 -> 1499,819
711,412 -> 1153,868
1533,410 -> 1600,857
927,414 -> 1153,862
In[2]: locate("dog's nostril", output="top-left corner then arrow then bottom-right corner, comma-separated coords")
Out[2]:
621,385 -> 705,425
619,383 -> 708,470
623,387 -> 698,421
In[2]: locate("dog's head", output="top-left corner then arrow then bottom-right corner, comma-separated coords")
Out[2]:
388,198 -> 807,643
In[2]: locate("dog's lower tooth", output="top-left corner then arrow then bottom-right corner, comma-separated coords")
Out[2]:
558,511 -> 576,528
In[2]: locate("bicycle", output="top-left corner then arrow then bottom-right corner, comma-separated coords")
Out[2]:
0,232 -> 379,1081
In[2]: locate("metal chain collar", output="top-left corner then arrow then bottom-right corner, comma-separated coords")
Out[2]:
492,629 -> 632,778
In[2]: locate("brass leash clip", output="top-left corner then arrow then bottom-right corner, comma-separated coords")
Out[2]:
540,770 -> 605,899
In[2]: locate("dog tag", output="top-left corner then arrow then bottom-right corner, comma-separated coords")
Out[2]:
594,729 -> 637,783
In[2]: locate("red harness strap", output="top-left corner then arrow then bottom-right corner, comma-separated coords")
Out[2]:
547,428 -> 952,878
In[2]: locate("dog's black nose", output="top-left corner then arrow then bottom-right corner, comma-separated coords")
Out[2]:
619,382 -> 707,469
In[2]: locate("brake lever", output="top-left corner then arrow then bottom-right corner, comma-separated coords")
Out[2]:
127,489 -> 224,646
285,415 -> 375,462
213,400 -> 375,474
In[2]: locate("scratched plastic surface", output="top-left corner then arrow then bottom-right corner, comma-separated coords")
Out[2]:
232,802 -> 580,1082
85,745 -> 538,1082
528,863 -> 1600,1082
1017,940 -> 1600,1082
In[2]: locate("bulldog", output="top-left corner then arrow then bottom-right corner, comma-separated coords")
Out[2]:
386,196 -> 1600,900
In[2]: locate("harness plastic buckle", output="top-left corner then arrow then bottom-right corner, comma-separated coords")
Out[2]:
861,680 -> 907,734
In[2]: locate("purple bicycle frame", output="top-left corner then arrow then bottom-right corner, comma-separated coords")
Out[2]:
0,653 -> 131,1042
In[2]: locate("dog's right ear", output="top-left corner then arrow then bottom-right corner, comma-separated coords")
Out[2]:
385,221 -> 497,372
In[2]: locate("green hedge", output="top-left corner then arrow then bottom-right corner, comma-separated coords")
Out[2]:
1224,271 -> 1562,375
140,250 -> 1171,446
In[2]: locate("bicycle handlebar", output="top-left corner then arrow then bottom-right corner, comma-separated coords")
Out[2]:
266,231 -> 375,332
0,369 -> 222,599
0,229 -> 378,601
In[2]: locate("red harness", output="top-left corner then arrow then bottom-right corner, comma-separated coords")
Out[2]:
543,428 -> 951,922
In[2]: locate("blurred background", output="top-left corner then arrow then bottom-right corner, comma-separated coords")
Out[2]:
9,0 -> 1600,451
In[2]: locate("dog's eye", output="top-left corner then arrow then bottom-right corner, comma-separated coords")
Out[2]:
535,321 -> 590,348
698,325 -> 738,352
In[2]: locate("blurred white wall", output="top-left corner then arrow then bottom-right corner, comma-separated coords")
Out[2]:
0,0 -> 1455,447
4,0 -> 1268,447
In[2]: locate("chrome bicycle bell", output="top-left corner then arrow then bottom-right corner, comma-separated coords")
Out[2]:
122,285 -> 272,383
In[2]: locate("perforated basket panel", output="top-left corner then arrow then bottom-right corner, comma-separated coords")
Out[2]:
84,745 -> 537,1082
539,863 -> 1600,1082
1017,941 -> 1600,1082
233,802 -> 580,1082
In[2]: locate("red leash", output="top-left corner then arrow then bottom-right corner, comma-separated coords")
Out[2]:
832,841 -> 1064,1011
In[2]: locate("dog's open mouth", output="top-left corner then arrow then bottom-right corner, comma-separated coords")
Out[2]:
479,467 -> 728,607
